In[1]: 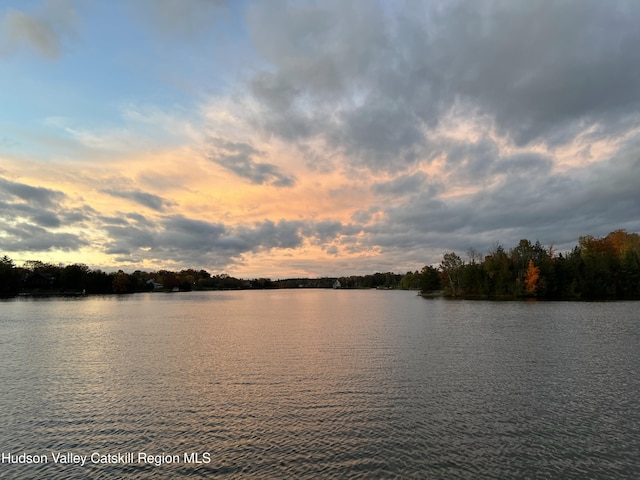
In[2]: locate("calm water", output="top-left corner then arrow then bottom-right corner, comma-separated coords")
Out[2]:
1,290 -> 639,479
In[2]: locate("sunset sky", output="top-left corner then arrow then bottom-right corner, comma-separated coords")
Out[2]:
1,0 -> 639,278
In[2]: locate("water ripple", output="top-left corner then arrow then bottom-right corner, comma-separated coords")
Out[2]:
1,293 -> 639,478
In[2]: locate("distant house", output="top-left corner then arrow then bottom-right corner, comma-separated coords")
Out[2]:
332,280 -> 341,289
147,279 -> 163,290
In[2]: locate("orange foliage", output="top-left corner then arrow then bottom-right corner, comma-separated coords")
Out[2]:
524,259 -> 540,295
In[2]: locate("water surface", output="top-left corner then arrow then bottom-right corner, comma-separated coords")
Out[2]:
1,291 -> 639,478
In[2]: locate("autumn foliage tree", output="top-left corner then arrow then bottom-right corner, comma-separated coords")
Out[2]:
524,259 -> 540,296
435,230 -> 640,299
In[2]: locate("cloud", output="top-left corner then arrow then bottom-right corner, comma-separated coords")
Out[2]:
102,225 -> 156,256
207,137 -> 295,186
489,153 -> 554,177
60,205 -> 96,225
0,0 -> 77,58
101,188 -> 176,212
43,111 -> 192,157
3,1 -> 640,276
0,222 -> 86,252
244,0 -> 424,170
364,144 -> 640,260
0,176 -> 91,255
161,215 -> 227,251
372,172 -> 433,197
30,211 -> 62,228
93,211 -> 360,271
240,0 -> 640,175
0,177 -> 66,206
157,217 -> 306,260
305,220 -> 343,243
429,0 -> 640,146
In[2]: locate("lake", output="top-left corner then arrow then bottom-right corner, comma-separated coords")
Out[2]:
1,290 -> 639,478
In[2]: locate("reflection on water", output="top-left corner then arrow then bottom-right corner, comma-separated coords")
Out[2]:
1,291 -> 639,478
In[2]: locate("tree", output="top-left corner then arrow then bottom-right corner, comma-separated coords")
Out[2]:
483,244 -> 512,296
524,259 -> 540,296
159,272 -> 179,291
400,271 -> 417,290
60,263 -> 89,291
0,255 -> 20,295
85,269 -> 112,293
112,270 -> 132,293
420,265 -> 441,293
440,252 -> 463,296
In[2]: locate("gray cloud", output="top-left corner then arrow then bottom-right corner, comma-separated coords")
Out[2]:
95,212 -> 361,271
207,137 -> 295,187
0,177 -> 66,206
235,0 -> 640,270
438,137 -> 501,183
431,0 -> 640,146
30,211 -> 61,228
162,215 -> 227,251
244,219 -> 303,250
489,153 -> 554,177
364,147 -> 640,264
160,217 -> 305,257
101,188 -> 176,212
4,1 -> 639,276
102,223 -> 157,255
60,205 -> 96,225
0,0 -> 77,58
0,177 -> 75,234
0,177 -> 96,254
247,0 -> 385,98
243,0 -> 640,168
245,0 -> 424,169
1,222 -> 86,252
305,220 -> 343,243
372,172 -> 433,197
335,97 -> 426,169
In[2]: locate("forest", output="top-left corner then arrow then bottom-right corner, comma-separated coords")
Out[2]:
0,256 -> 403,297
419,229 -> 640,300
1,230 -> 639,300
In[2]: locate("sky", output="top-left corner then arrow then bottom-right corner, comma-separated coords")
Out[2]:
1,0 -> 640,278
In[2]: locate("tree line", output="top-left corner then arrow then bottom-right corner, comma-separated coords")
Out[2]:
0,261 -> 256,296
1,229 -> 639,299
0,257 -> 404,296
421,229 -> 640,299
